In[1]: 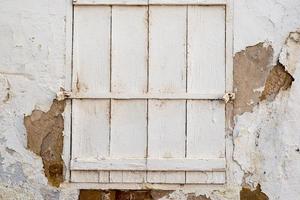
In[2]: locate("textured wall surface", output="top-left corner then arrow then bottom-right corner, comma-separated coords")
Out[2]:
1,0 -> 300,199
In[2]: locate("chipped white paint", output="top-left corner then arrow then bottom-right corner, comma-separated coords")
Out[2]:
0,0 -> 300,199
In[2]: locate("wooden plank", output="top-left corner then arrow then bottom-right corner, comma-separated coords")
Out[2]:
147,100 -> 186,182
74,0 -> 148,5
187,6 -> 225,94
110,100 -> 147,182
63,0 -> 73,183
71,158 -> 225,171
110,171 -> 146,183
148,6 -> 187,183
110,6 -> 148,183
74,0 -> 226,5
71,171 -> 99,183
186,101 -> 225,183
226,0 -> 234,93
149,0 -> 226,5
71,159 -> 146,170
111,6 -> 148,94
186,172 -> 225,184
98,171 -> 110,183
186,101 -> 225,158
72,100 -> 110,160
68,93 -> 224,100
73,6 -> 111,96
147,172 -> 185,184
148,6 -> 186,93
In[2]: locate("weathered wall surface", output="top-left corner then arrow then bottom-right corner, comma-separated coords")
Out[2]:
1,0 -> 300,199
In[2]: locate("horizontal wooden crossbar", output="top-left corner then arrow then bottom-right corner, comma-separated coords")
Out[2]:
73,0 -> 227,5
66,93 -> 225,100
71,158 -> 226,171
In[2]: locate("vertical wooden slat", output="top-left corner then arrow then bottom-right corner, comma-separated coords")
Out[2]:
110,6 -> 148,183
148,6 -> 186,94
187,101 -> 225,158
187,6 -> 225,94
111,6 -> 148,94
186,6 -> 226,184
186,101 -> 225,183
73,6 -> 111,96
147,6 -> 187,183
72,100 -> 110,160
148,101 -> 186,183
72,6 -> 111,183
72,100 -> 110,182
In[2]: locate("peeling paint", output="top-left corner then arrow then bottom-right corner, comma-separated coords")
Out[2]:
24,100 -> 66,187
233,43 -> 273,115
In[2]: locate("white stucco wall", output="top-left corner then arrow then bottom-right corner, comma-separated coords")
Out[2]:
0,0 -> 300,199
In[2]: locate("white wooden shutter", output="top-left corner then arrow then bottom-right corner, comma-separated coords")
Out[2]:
69,0 -> 232,186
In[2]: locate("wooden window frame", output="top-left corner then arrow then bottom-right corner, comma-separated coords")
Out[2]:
62,0 -> 233,190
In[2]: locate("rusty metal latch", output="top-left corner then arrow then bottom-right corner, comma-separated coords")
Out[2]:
222,92 -> 235,103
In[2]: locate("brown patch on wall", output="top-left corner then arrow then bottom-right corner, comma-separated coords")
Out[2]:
260,63 -> 294,101
234,43 -> 274,115
24,100 -> 66,187
79,190 -> 173,200
240,184 -> 269,200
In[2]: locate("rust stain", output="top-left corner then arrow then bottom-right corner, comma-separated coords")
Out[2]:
24,100 -> 66,187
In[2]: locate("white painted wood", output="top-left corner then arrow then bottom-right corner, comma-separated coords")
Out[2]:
70,4 -> 232,186
71,158 -> 225,171
111,6 -> 148,94
147,158 -> 225,171
187,6 -> 225,94
147,172 -> 185,184
73,6 -> 111,96
62,0 -> 73,183
110,6 -> 148,183
72,100 -> 110,160
74,0 -> 226,5
186,172 -> 225,184
148,6 -> 186,93
110,100 -> 147,157
98,171 -> 110,183
226,0 -> 234,93
110,171 -> 146,183
62,182 -> 226,190
186,101 -> 225,184
74,0 -> 148,5
71,159 -> 146,170
68,93 -> 224,100
148,100 -> 186,183
110,100 -> 147,182
147,6 -> 187,183
149,0 -> 226,5
187,101 -> 225,159
71,171 -> 99,183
